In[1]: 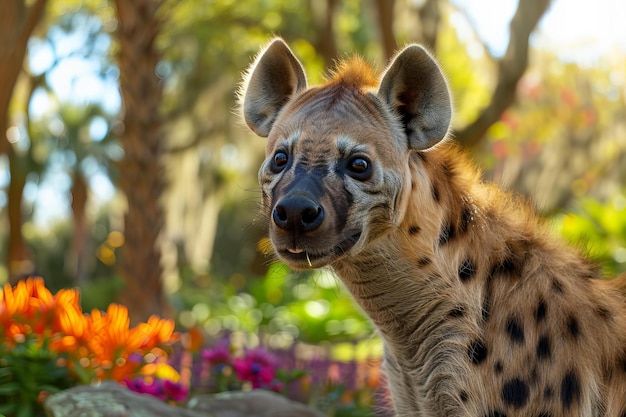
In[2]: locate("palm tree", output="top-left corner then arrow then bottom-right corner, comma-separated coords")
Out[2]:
114,0 -> 170,323
0,0 -> 47,284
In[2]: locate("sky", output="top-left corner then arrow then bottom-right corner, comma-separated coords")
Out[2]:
8,0 -> 626,228
452,0 -> 626,63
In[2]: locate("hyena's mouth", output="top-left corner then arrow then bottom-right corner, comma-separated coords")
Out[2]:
274,231 -> 362,269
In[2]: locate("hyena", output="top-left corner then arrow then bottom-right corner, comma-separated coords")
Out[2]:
241,38 -> 626,417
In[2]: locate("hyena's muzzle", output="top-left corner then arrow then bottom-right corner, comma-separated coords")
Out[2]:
266,161 -> 362,270
272,176 -> 324,237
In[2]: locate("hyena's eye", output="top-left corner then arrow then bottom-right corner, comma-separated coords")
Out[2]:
347,156 -> 372,180
270,151 -> 288,172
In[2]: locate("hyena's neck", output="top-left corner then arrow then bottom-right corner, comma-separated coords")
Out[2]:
333,143 -> 541,353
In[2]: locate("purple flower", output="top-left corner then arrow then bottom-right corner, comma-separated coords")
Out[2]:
125,376 -> 188,402
201,344 -> 231,366
128,353 -> 144,364
163,379 -> 189,402
233,348 -> 277,389
124,377 -> 166,400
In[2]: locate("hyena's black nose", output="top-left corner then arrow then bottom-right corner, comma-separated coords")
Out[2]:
273,196 -> 324,232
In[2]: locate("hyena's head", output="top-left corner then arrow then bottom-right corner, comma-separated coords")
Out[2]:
241,38 -> 451,270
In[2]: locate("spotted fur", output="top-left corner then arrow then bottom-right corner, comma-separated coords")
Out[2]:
241,38 -> 626,417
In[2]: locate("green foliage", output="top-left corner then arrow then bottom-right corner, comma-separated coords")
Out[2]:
0,337 -> 73,417
79,275 -> 124,312
23,213 -> 122,299
554,193 -> 626,277
318,385 -> 377,417
175,262 -> 372,344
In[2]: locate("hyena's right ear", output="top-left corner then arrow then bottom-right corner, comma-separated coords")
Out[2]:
242,38 -> 307,137
378,45 -> 452,150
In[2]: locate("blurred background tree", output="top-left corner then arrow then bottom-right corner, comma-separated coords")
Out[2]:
0,0 -> 624,339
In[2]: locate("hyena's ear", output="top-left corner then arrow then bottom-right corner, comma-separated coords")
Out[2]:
242,38 -> 307,137
378,45 -> 452,150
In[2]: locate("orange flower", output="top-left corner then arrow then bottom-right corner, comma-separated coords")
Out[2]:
0,277 -> 60,343
84,304 -> 129,365
69,304 -> 178,382
181,326 -> 204,352
135,315 -> 177,349
1,277 -> 178,384
52,289 -> 86,339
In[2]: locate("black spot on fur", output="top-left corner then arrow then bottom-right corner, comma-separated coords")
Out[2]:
489,257 -> 519,280
536,335 -> 551,360
459,205 -> 473,233
468,339 -> 488,365
408,225 -> 421,235
560,371 -> 581,409
448,305 -> 466,318
596,305 -> 612,320
494,361 -> 503,374
536,413 -> 553,417
502,378 -> 529,409
441,160 -> 456,179
458,258 -> 476,282
552,278 -> 564,294
567,315 -> 580,340
544,386 -> 554,399
460,390 -> 468,402
439,223 -> 455,245
432,185 -> 440,202
535,299 -> 547,323
484,410 -> 507,417
530,366 -> 540,384
506,317 -> 525,344
417,257 -> 431,267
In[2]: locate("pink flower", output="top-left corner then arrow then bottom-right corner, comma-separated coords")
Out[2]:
163,379 -> 189,402
233,348 -> 277,389
125,376 -> 188,402
124,377 -> 166,400
201,344 -> 231,366
269,380 -> 285,392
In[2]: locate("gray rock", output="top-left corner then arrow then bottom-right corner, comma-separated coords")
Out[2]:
188,390 -> 325,417
44,382 -> 324,417
44,382 -> 206,417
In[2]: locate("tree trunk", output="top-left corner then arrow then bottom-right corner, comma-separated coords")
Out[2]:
114,0 -> 170,323
312,0 -> 338,70
69,171 -> 89,285
374,0 -> 397,60
0,0 -> 47,284
7,146 -> 33,283
416,0 -> 440,50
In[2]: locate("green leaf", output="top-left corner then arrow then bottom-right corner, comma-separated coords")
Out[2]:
0,402 -> 17,413
16,400 -> 34,417
0,382 -> 21,395
0,368 -> 13,379
37,384 -> 63,395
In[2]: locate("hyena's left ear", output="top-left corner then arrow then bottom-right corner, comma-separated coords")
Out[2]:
378,45 -> 452,150
242,38 -> 307,137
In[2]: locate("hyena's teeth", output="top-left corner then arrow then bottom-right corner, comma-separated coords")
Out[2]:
288,248 -> 304,254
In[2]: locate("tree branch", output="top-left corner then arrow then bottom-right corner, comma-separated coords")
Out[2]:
454,0 -> 551,149
312,0 -> 338,69
416,0 -> 440,50
374,0 -> 397,60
